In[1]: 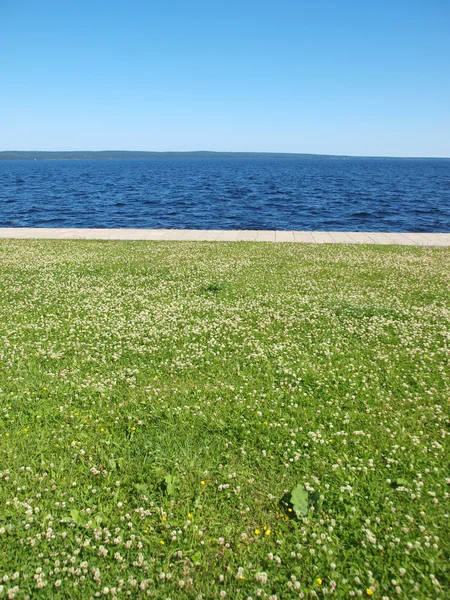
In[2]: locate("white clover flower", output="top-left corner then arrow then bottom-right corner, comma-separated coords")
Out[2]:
255,572 -> 268,585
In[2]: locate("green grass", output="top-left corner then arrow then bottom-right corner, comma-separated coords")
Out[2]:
0,239 -> 449,600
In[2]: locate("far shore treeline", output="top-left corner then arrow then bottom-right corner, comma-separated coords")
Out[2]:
1,151 -> 448,161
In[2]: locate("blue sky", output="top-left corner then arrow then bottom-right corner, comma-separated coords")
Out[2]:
1,0 -> 450,156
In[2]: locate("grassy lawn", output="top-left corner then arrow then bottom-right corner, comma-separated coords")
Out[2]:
0,239 -> 449,600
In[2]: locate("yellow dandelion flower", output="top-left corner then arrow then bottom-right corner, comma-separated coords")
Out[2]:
200,481 -> 205,486
159,540 -> 165,545
188,513 -> 193,519
131,426 -> 136,431
366,590 -> 373,596
254,529 -> 261,535
265,529 -> 271,536
316,578 -> 322,585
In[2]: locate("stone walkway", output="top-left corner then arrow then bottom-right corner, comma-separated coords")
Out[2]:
0,228 -> 449,246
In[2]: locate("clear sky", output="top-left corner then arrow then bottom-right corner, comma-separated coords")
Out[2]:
1,0 -> 450,157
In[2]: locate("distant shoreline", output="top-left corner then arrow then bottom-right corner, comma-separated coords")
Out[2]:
1,151 -> 449,161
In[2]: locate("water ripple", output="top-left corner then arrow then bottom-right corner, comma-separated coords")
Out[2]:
0,157 -> 449,231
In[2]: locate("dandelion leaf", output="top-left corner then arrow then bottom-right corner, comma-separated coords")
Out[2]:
164,474 -> 178,497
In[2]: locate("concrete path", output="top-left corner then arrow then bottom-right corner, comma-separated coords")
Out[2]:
0,228 -> 449,246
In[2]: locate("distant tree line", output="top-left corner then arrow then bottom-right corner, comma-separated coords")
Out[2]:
0,150 -> 339,160
0,151 -> 442,160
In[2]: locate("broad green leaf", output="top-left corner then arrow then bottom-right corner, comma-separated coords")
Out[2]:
290,484 -> 308,516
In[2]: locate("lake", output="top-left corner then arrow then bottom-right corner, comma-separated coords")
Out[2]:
1,157 -> 449,231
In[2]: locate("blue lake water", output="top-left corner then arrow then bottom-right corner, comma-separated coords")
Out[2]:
0,157 -> 449,231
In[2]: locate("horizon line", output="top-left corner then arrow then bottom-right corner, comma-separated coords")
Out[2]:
1,149 -> 450,160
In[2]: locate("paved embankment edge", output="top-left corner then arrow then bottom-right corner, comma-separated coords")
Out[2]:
0,228 -> 449,246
